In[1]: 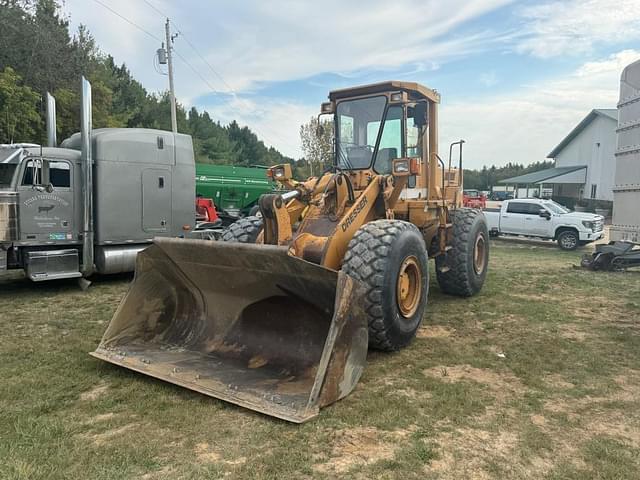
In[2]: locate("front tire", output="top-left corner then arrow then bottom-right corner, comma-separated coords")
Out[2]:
220,216 -> 263,243
436,208 -> 489,297
557,229 -> 579,250
342,220 -> 429,351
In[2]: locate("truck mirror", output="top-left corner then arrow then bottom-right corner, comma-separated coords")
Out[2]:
539,209 -> 550,219
316,124 -> 325,138
412,102 -> 428,127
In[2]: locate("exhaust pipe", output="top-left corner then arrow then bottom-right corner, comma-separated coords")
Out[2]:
81,76 -> 94,277
45,92 -> 57,147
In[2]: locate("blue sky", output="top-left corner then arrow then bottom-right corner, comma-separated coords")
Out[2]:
63,0 -> 640,168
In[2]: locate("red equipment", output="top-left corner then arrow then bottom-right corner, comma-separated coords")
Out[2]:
195,197 -> 219,223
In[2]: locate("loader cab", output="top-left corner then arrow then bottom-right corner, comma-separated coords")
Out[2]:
333,94 -> 422,175
325,81 -> 437,197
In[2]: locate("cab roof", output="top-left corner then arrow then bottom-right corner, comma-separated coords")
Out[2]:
328,81 -> 440,103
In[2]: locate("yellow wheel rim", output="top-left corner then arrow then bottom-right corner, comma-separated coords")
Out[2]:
396,256 -> 422,318
473,233 -> 486,275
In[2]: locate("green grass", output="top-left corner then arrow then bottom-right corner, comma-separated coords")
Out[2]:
1,240 -> 640,479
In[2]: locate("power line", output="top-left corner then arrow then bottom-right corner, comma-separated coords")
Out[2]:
142,0 -> 234,94
92,0 -> 297,154
90,0 -> 162,43
140,0 -> 296,151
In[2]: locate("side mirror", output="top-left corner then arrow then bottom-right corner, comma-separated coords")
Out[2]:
316,124 -> 325,138
412,102 -> 428,127
539,209 -> 551,219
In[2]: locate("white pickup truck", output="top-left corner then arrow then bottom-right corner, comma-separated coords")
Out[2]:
484,198 -> 605,250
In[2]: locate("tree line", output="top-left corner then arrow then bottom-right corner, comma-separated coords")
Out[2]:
0,0 -> 293,167
463,161 -> 554,191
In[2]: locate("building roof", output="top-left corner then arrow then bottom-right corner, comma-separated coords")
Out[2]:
547,109 -> 617,158
500,166 -> 587,184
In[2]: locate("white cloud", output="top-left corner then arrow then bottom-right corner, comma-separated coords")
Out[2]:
440,50 -> 640,169
61,0 -> 513,156
203,96 -> 317,158
515,0 -> 640,58
479,71 -> 499,87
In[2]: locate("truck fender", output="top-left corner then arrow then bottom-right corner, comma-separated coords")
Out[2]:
554,225 -> 578,240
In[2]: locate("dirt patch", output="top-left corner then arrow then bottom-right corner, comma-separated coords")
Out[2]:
544,374 -> 575,390
83,412 -> 117,425
314,426 -> 412,474
584,413 -> 640,447
427,429 -> 529,479
194,442 -> 247,466
558,324 -> 589,341
389,387 -> 431,400
139,466 -> 176,479
416,325 -> 455,339
80,381 -> 109,401
85,423 -> 137,446
530,414 -> 547,426
195,442 -> 221,463
423,364 -> 526,396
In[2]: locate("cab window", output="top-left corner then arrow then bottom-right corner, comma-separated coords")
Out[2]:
0,164 -> 17,187
22,159 -> 43,186
50,161 -> 71,188
373,105 -> 402,174
506,202 -> 530,214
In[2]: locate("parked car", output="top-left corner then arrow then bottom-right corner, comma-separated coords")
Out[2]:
489,191 -> 514,201
484,198 -> 604,250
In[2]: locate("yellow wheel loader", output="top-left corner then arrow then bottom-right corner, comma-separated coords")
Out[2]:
91,81 -> 489,423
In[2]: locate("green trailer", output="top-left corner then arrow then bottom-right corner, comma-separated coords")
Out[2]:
195,164 -> 276,217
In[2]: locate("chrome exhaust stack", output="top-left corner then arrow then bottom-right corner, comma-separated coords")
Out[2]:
45,92 -> 57,147
80,76 -> 94,277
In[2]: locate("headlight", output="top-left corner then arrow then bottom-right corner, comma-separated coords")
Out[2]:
393,159 -> 410,174
582,221 -> 594,230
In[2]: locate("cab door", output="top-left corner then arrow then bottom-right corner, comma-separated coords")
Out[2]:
524,203 -> 552,236
500,202 -> 527,234
17,158 -> 75,242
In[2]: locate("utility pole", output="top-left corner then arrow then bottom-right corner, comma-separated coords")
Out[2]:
165,18 -> 177,133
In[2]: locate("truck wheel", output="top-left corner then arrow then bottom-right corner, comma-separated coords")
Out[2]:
436,208 -> 489,297
220,216 -> 263,243
557,229 -> 578,250
342,220 -> 428,351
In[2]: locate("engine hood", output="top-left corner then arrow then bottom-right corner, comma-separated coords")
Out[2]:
564,212 -> 604,222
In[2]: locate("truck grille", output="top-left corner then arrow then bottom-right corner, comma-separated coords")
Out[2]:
594,220 -> 604,232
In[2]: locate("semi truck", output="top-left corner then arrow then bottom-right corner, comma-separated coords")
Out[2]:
0,77 -> 196,282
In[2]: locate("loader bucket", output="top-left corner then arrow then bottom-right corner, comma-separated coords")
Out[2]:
91,238 -> 368,423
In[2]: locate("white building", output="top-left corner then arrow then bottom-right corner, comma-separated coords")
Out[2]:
500,109 -> 617,209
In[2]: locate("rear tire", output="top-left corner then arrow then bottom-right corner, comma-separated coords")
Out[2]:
342,220 -> 428,351
220,216 -> 263,243
436,208 -> 489,297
